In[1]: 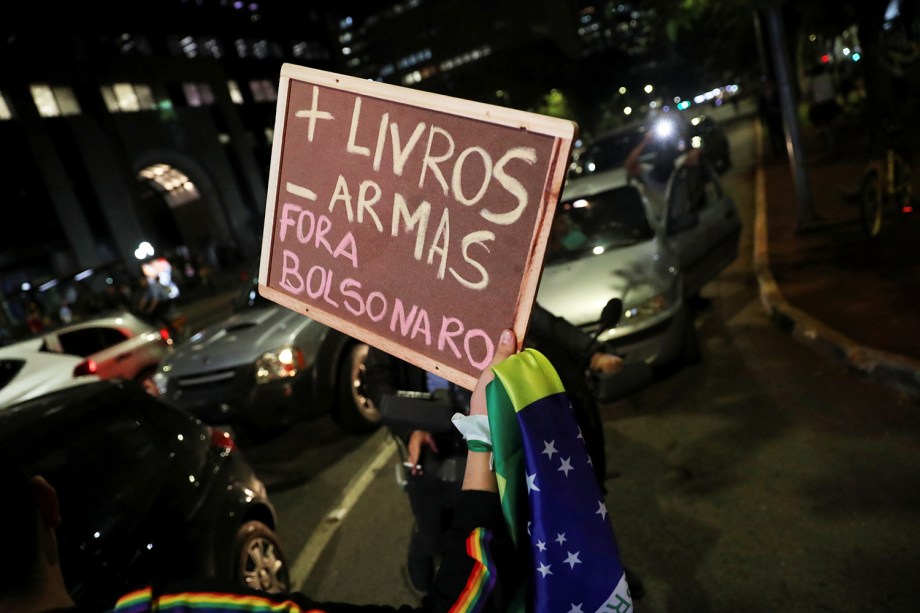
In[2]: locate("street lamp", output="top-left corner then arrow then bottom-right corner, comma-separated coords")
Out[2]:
644,84 -> 653,94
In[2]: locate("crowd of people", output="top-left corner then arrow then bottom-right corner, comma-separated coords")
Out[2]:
0,244 -> 245,345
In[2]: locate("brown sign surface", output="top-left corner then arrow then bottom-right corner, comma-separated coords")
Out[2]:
259,63 -> 576,389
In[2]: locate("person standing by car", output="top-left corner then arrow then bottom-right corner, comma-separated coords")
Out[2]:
364,304 -> 624,595
0,330 -> 523,613
758,77 -> 786,159
626,126 -> 703,200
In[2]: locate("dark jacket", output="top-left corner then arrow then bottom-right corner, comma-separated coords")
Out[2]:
526,304 -> 607,485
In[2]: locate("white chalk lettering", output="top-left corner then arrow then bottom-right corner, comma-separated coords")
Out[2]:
419,126 -> 454,195
346,97 -> 371,157
427,208 -> 450,280
482,147 -> 537,225
452,147 -> 492,206
391,193 -> 431,261
329,175 -> 355,222
357,180 -> 384,232
448,230 -> 494,291
293,85 -> 334,142
389,121 -> 427,176
372,112 -> 390,171
286,182 -> 317,202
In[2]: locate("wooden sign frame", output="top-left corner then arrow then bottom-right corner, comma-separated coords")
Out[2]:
259,63 -> 576,390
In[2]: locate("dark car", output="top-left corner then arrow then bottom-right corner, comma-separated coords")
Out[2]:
152,272 -> 378,437
0,380 -> 289,603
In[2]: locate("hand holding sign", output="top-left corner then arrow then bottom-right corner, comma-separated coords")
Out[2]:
260,64 -> 575,389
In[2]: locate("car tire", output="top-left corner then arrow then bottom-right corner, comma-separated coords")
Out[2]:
334,342 -> 381,433
233,520 -> 290,594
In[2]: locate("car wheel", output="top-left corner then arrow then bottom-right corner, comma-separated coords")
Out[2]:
234,520 -> 290,594
335,342 -> 381,433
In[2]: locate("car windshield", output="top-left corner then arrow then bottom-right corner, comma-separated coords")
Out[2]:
232,275 -> 273,312
546,185 -> 654,264
579,131 -> 644,174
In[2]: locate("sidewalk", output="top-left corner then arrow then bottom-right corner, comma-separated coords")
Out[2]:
754,119 -> 920,401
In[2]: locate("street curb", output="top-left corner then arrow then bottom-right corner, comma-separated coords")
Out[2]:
753,123 -> 920,402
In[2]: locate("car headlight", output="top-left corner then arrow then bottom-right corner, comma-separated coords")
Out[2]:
622,293 -> 669,324
255,346 -> 306,385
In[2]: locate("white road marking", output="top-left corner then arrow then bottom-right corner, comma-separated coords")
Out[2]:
289,434 -> 397,590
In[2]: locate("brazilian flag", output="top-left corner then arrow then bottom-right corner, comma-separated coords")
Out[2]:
487,349 -> 632,613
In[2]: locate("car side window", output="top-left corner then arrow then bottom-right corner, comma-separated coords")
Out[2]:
27,412 -> 161,595
667,157 -> 722,228
57,327 -> 128,356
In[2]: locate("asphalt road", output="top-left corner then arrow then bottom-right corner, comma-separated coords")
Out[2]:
247,114 -> 920,611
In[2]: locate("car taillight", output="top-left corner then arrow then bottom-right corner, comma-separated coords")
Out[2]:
209,427 -> 236,453
160,327 -> 171,341
73,358 -> 97,377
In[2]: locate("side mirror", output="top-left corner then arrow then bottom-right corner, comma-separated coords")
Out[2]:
599,298 -> 623,330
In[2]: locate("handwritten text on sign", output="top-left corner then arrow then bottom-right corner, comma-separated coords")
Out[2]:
260,64 -> 575,389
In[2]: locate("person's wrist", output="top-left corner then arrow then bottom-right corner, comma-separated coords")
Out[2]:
462,451 -> 497,492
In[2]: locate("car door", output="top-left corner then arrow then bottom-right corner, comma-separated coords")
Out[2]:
664,156 -> 741,297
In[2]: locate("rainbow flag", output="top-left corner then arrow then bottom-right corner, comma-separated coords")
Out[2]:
487,349 -> 632,613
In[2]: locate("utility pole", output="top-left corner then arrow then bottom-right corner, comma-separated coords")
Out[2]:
764,4 -> 820,229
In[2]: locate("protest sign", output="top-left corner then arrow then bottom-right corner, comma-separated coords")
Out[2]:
259,63 -> 576,389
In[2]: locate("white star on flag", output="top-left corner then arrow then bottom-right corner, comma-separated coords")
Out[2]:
536,540 -> 547,552
537,562 -> 553,578
542,439 -> 558,459
558,457 -> 574,476
596,500 -> 608,520
555,532 -> 567,546
527,472 -> 541,493
563,551 -> 582,569
567,605 -> 584,613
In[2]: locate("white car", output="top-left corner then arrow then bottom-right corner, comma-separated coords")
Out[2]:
537,159 -> 740,370
36,311 -> 174,391
0,338 -> 100,407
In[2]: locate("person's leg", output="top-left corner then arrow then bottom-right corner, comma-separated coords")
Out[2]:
404,473 -> 441,592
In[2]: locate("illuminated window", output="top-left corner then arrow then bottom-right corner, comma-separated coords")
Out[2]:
33,85 -> 58,116
182,83 -> 215,107
114,83 -> 140,112
183,83 -> 203,107
138,163 -> 200,208
228,80 -> 244,104
100,84 -> 156,112
249,79 -> 277,102
100,86 -> 119,112
31,84 -> 83,117
0,92 -> 12,120
135,85 -> 156,110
